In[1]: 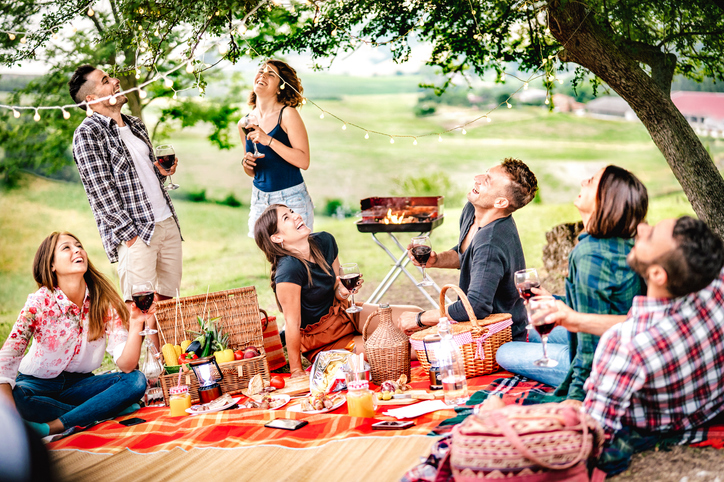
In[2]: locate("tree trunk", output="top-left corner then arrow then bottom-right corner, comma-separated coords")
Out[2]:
548,0 -> 724,239
118,73 -> 143,120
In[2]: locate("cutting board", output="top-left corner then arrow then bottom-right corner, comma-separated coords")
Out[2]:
375,390 -> 444,406
270,375 -> 310,397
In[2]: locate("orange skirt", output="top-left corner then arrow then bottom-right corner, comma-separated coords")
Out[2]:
300,298 -> 359,362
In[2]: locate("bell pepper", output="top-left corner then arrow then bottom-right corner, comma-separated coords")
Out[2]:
178,352 -> 198,365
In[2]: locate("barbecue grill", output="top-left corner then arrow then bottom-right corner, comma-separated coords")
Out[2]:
356,196 -> 451,308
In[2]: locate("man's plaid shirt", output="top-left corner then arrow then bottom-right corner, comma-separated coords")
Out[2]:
72,113 -> 180,262
584,268 -> 724,441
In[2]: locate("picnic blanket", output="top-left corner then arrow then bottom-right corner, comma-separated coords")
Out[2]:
48,365 -> 509,481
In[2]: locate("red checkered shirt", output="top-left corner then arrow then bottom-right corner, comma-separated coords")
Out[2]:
584,268 -> 724,441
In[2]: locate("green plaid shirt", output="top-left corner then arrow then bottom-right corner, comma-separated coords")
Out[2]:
553,233 -> 646,401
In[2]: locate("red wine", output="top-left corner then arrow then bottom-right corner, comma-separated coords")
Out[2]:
412,246 -> 432,265
517,281 -> 540,300
340,273 -> 360,291
157,154 -> 176,170
534,321 -> 556,336
132,290 -> 155,312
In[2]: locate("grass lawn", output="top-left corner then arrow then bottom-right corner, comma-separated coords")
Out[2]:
0,92 -> 714,341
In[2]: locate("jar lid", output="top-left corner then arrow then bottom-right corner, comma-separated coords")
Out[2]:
170,385 -> 189,395
348,380 -> 369,390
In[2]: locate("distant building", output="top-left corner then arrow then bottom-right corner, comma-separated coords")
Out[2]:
671,91 -> 724,136
585,96 -> 638,121
552,93 -> 585,114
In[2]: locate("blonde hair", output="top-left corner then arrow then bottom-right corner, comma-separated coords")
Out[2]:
33,232 -> 129,340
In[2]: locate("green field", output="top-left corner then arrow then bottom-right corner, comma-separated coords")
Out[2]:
2,87 -> 718,341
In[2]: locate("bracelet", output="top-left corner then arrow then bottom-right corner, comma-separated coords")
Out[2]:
416,311 -> 426,328
268,137 -> 274,147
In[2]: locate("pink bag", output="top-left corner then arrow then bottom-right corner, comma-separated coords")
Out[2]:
449,403 -> 606,482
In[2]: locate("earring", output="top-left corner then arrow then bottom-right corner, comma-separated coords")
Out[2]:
281,241 -> 284,250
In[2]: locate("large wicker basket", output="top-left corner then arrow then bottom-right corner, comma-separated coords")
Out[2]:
363,304 -> 411,384
410,285 -> 513,378
154,287 -> 270,405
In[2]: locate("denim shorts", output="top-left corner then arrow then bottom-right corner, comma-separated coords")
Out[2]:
248,182 -> 315,237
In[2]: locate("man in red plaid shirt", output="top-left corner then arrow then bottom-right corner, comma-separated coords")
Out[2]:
551,216 -> 724,444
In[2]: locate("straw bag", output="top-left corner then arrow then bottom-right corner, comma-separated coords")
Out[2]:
363,303 -> 411,384
410,285 -> 513,378
259,309 -> 286,371
449,403 -> 605,481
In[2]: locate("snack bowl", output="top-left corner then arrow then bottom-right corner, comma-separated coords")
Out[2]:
165,365 -> 181,374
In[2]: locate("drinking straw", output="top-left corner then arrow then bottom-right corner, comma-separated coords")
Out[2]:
176,365 -> 184,387
156,314 -> 167,345
173,292 -> 178,345
202,285 -> 210,321
176,289 -> 187,338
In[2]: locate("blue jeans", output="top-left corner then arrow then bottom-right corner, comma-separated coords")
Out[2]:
13,370 -> 147,429
495,326 -> 571,387
248,182 -> 315,237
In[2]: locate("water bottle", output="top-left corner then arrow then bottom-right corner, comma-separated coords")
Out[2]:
437,317 -> 469,405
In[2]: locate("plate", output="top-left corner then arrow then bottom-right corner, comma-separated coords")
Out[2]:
186,396 -> 242,415
288,395 -> 346,414
269,394 -> 291,410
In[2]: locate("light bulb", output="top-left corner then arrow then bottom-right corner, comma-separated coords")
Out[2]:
542,58 -> 547,65
218,43 -> 228,55
155,29 -> 160,37
139,89 -> 147,99
364,132 -> 369,139
71,25 -> 77,34
331,28 -> 337,37
8,33 -> 15,40
109,96 -> 117,105
62,109 -> 70,119
558,78 -> 563,84
135,71 -> 141,80
462,128 -> 467,135
302,98 -> 307,105
280,83 -> 285,90
486,116 -> 491,123
507,102 -> 512,109
438,135 -> 442,142
390,137 -> 395,144
86,106 -> 94,117
319,113 -> 324,119
87,7 -> 94,16
341,124 -> 346,130
52,32 -> 58,40
501,72 -> 506,81
238,24 -> 248,35
198,86 -> 204,94
185,62 -> 194,73
20,36 -> 27,44
413,138 -> 417,145
524,82 -> 529,90
139,7 -> 144,14
33,110 -> 40,122
13,108 -> 20,118
164,77 -> 173,88
172,92 -> 177,99
544,98 -> 549,105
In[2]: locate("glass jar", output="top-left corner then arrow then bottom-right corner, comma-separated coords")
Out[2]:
169,385 -> 192,416
346,380 -> 377,418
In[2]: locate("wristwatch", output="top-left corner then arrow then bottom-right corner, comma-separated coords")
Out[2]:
416,311 -> 426,328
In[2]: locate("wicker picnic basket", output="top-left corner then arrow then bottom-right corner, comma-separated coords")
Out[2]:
362,303 -> 411,384
410,284 -> 513,378
154,287 -> 270,405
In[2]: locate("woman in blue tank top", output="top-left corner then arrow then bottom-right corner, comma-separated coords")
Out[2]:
238,60 -> 315,237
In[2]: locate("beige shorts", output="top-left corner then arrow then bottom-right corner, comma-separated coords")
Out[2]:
117,217 -> 182,301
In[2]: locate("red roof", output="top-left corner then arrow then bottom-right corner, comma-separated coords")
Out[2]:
671,91 -> 724,120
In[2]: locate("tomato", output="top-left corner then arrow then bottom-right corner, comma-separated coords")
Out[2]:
270,376 -> 285,389
234,349 -> 244,361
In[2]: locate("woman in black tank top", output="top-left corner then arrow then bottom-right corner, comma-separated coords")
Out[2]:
238,60 -> 315,237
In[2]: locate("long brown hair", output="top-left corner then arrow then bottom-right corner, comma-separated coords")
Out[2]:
587,165 -> 648,239
33,232 -> 129,340
248,59 -> 304,108
254,204 -> 331,304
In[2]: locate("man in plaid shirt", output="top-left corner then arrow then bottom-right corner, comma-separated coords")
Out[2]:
68,65 -> 182,302
548,216 -> 724,472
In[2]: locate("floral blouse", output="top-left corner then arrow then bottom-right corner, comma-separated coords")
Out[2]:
0,286 -> 129,389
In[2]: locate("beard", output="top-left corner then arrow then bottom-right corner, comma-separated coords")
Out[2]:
626,249 -> 651,279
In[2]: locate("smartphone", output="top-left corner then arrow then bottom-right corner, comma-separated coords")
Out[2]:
371,420 -> 414,430
264,419 -> 309,431
119,417 -> 146,427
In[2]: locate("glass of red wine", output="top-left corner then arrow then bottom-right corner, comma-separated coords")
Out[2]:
528,296 -> 559,367
132,281 -> 158,336
411,235 -> 434,287
514,268 -> 540,330
154,144 -> 179,191
340,263 -> 363,314
242,114 -> 262,158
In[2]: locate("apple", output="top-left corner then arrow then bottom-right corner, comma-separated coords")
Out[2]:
243,346 -> 260,359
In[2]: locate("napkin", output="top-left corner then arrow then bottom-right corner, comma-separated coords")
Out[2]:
382,400 -> 455,419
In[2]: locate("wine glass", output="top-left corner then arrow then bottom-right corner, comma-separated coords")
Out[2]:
154,144 -> 179,191
411,235 -> 434,287
529,296 -> 559,367
339,263 -> 363,314
514,268 -> 540,330
132,281 -> 157,336
242,114 -> 262,158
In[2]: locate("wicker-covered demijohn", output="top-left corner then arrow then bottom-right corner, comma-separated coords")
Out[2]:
410,284 -> 512,379
363,303 -> 411,384
154,287 -> 270,405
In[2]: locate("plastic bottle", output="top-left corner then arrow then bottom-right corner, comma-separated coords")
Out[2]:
437,317 -> 469,405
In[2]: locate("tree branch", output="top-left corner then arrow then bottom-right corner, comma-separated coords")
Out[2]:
620,39 -> 677,95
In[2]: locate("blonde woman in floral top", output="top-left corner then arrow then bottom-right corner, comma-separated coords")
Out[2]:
0,232 -> 157,437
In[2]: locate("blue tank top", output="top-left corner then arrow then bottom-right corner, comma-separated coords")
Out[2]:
247,106 -> 305,192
